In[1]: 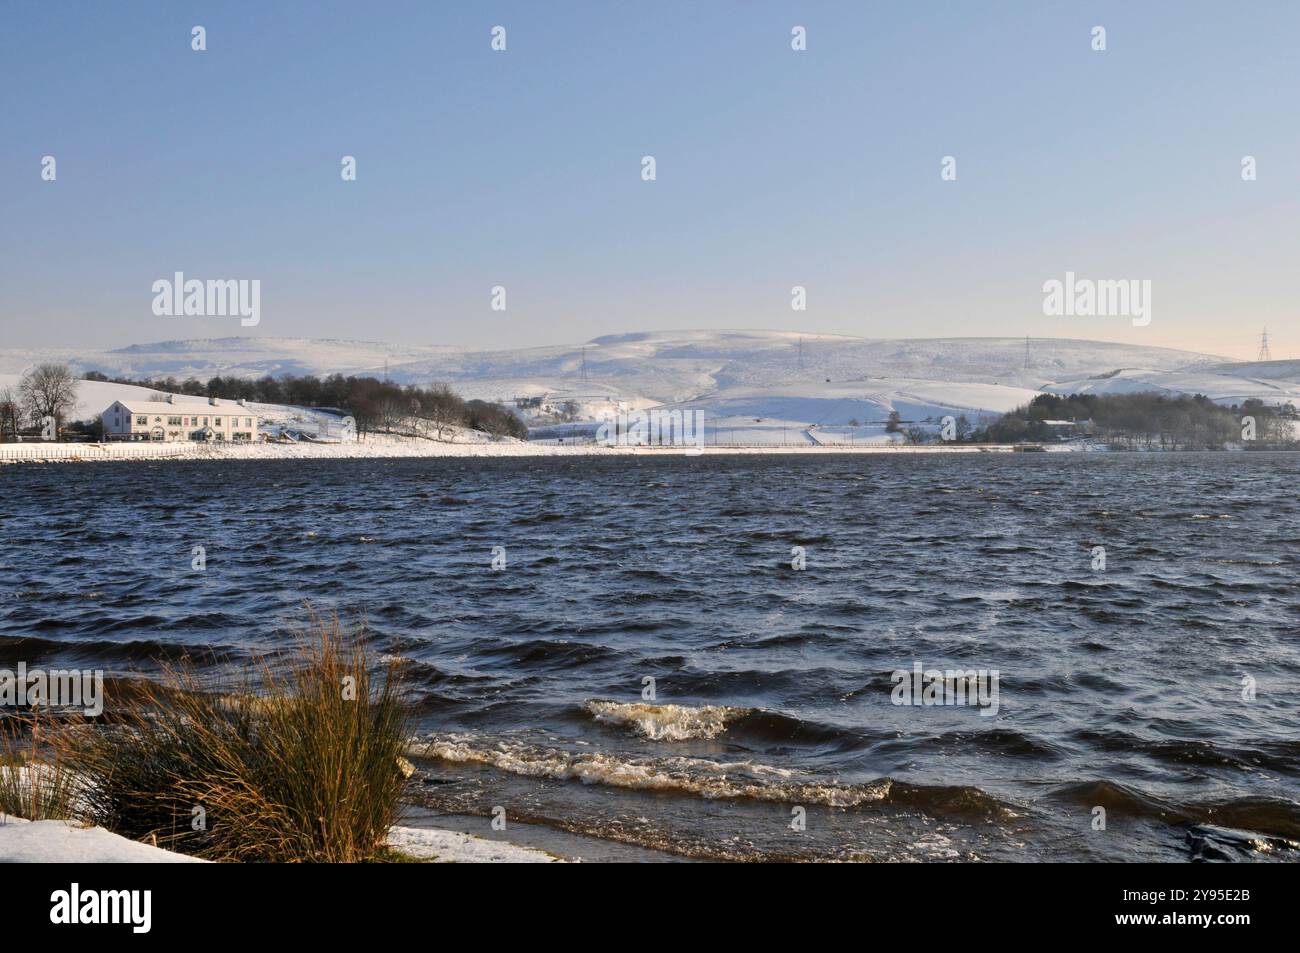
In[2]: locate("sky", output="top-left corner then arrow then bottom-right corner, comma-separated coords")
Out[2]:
2,1 -> 1298,360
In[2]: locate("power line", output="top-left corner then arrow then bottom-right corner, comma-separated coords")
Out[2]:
1257,328 -> 1272,362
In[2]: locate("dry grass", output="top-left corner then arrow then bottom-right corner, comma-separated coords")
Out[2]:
53,613 -> 411,862
0,714 -> 79,821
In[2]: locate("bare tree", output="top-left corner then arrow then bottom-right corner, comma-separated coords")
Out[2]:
420,383 -> 464,440
0,386 -> 22,442
19,363 -> 79,441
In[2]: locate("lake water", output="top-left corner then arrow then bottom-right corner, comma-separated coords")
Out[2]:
3,452 -> 1298,861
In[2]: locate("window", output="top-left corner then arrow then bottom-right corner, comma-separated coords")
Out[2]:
214,417 -> 222,426
245,417 -> 252,427
168,416 -> 182,426
136,416 -> 147,425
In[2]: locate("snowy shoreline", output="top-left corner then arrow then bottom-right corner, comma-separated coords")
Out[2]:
0,437 -> 1062,464
0,815 -> 562,863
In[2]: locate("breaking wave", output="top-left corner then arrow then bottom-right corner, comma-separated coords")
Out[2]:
583,700 -> 752,741
411,734 -> 1012,815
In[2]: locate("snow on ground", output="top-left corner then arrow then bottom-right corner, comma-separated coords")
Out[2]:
1202,358 -> 1300,382
0,338 -> 456,381
386,826 -> 563,863
0,443 -> 195,462
0,331 -> 1224,397
4,329 -> 1223,407
6,332 -> 1294,454
3,438 -> 1049,464
0,374 -> 170,423
0,816 -> 205,863
1042,367 -> 1300,405
378,331 -> 1225,415
0,816 -> 561,863
654,377 -> 1039,445
191,435 -> 612,460
0,436 -> 609,464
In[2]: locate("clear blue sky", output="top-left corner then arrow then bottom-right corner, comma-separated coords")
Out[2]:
2,1 -> 1297,359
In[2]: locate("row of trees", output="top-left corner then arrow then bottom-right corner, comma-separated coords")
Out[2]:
0,364 -> 80,442
85,370 -> 358,409
81,369 -> 526,440
979,393 -> 1297,449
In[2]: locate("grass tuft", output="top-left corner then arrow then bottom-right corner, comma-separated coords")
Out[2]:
54,613 -> 411,862
0,714 -> 79,821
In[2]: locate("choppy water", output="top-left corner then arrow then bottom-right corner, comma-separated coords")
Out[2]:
3,453 -> 1299,861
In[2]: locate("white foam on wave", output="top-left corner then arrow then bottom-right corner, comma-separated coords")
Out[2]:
412,735 -> 889,807
582,700 -> 751,741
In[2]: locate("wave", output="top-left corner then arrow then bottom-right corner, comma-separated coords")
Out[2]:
1069,729 -> 1300,774
1048,780 -> 1300,840
411,734 -> 1012,816
472,640 -> 620,670
583,700 -> 748,741
1187,824 -> 1300,862
0,633 -> 240,664
871,727 -> 1062,761
582,700 -> 861,747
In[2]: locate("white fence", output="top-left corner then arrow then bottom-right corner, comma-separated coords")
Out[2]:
0,442 -> 197,462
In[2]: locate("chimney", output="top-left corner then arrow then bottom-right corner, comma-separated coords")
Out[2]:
167,394 -> 176,404
209,397 -> 219,406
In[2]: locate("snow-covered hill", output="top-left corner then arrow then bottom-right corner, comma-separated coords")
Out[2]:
1042,365 -> 1300,405
10,329 -> 1290,446
0,375 -> 165,423
0,338 -> 455,382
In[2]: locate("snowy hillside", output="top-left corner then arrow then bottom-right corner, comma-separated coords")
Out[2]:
10,329 -> 1290,447
381,330 -> 1221,403
1042,366 -> 1300,405
0,338 -> 455,382
0,330 -> 1221,396
0,375 -> 166,423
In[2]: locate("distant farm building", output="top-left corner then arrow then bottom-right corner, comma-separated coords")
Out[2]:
101,397 -> 259,442
1040,419 -> 1095,438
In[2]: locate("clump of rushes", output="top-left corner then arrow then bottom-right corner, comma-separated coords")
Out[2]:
0,714 -> 79,821
55,613 -> 411,862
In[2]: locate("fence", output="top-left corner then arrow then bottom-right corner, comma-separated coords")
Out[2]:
0,442 -> 197,462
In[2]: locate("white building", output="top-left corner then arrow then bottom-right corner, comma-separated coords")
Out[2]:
101,397 -> 259,442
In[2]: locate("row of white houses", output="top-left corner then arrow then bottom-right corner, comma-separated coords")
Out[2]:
101,397 -> 260,442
